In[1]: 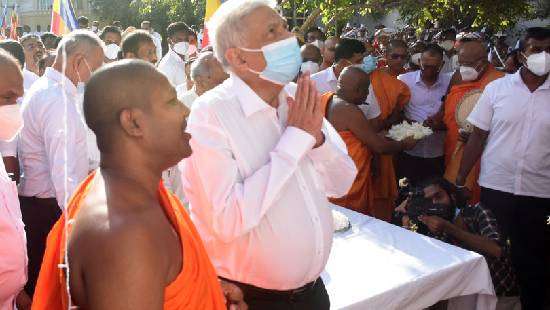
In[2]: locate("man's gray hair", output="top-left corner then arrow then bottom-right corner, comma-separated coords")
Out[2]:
208,0 -> 277,68
20,34 -> 42,45
190,52 -> 216,81
56,30 -> 104,57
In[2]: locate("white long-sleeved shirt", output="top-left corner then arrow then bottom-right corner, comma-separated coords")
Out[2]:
18,68 -> 89,208
0,153 -> 27,310
181,74 -> 357,290
158,49 -> 187,88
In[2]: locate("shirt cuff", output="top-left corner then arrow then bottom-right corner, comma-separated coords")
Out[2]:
467,115 -> 490,132
308,131 -> 339,163
275,127 -> 316,163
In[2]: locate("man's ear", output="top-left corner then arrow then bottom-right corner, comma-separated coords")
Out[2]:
119,108 -> 144,138
225,48 -> 248,72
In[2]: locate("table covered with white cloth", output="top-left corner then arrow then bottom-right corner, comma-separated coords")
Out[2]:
323,205 -> 497,310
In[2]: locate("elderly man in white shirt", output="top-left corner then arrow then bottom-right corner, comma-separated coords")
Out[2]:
397,44 -> 451,183
158,22 -> 195,88
310,38 -> 366,95
456,27 -> 550,310
0,50 -> 31,310
181,0 -> 356,308
18,31 -> 104,297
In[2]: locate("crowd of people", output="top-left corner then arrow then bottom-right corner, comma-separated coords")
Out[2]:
0,0 -> 548,309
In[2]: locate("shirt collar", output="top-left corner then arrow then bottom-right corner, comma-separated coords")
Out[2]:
415,69 -> 443,87
327,67 -> 338,82
168,48 -> 185,65
44,67 -> 77,94
230,74 -> 284,118
513,69 -> 550,90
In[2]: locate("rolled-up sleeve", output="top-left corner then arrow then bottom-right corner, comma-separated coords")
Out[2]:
307,119 -> 357,198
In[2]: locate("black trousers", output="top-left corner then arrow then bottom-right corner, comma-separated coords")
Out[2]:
222,277 -> 330,310
19,196 -> 61,297
480,187 -> 550,310
395,152 -> 445,185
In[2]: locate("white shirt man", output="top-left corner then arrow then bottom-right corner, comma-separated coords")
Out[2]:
467,71 -> 550,198
19,67 -> 89,207
398,70 -> 451,159
151,31 -> 163,63
158,48 -> 187,88
182,74 -> 356,290
311,66 -> 337,94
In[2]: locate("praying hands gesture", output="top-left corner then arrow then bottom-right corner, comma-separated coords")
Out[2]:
287,73 -> 325,148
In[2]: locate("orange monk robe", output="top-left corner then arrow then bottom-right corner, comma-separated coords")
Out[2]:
443,65 -> 504,204
31,171 -> 226,310
369,69 -> 411,221
322,93 -> 374,214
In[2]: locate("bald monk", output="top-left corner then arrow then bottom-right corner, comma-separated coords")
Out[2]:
31,60 -> 246,310
443,40 -> 504,203
325,66 -> 416,215
367,44 -> 412,221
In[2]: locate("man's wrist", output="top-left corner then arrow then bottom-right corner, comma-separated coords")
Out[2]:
313,132 -> 325,148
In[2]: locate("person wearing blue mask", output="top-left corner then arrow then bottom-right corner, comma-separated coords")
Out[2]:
311,38 -> 366,94
181,0 -> 357,309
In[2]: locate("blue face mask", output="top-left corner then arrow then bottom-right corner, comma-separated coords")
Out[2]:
359,55 -> 378,73
241,37 -> 302,85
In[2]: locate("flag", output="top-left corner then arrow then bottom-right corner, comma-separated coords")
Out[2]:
0,1 -> 7,38
9,3 -> 18,40
51,0 -> 77,36
201,0 -> 225,48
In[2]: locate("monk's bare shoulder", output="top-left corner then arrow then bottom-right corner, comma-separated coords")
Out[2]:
67,180 -> 176,309
329,99 -> 364,131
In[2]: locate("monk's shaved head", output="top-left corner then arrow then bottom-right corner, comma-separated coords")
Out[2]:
84,59 -> 169,152
458,40 -> 488,64
337,66 -> 370,105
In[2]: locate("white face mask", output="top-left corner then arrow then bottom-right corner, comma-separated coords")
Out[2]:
524,51 -> 550,76
91,26 -> 98,32
460,66 -> 479,81
104,43 -> 120,60
439,40 -> 455,52
411,53 -> 422,66
0,104 -> 23,141
312,40 -> 324,50
300,61 -> 320,74
173,41 -> 189,56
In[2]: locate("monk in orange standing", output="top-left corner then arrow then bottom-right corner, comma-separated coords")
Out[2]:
368,40 -> 412,221
31,60 -> 246,310
443,40 -> 504,203
324,66 -> 416,215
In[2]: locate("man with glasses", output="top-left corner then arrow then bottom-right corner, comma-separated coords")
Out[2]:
381,39 -> 409,77
396,44 -> 451,184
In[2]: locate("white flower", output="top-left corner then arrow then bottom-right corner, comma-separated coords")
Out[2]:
387,121 -> 433,141
332,209 -> 351,232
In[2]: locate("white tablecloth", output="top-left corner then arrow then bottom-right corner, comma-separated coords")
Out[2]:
323,206 -> 497,310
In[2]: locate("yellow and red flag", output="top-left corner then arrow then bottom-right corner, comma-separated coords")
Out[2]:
51,0 -> 77,36
9,3 -> 18,40
201,0 -> 226,48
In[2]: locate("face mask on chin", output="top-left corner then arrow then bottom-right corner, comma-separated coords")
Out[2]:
240,36 -> 302,85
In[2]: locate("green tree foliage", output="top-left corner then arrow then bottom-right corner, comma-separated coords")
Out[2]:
89,0 -> 205,31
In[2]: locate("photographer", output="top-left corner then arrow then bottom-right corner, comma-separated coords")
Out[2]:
397,177 -> 520,309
